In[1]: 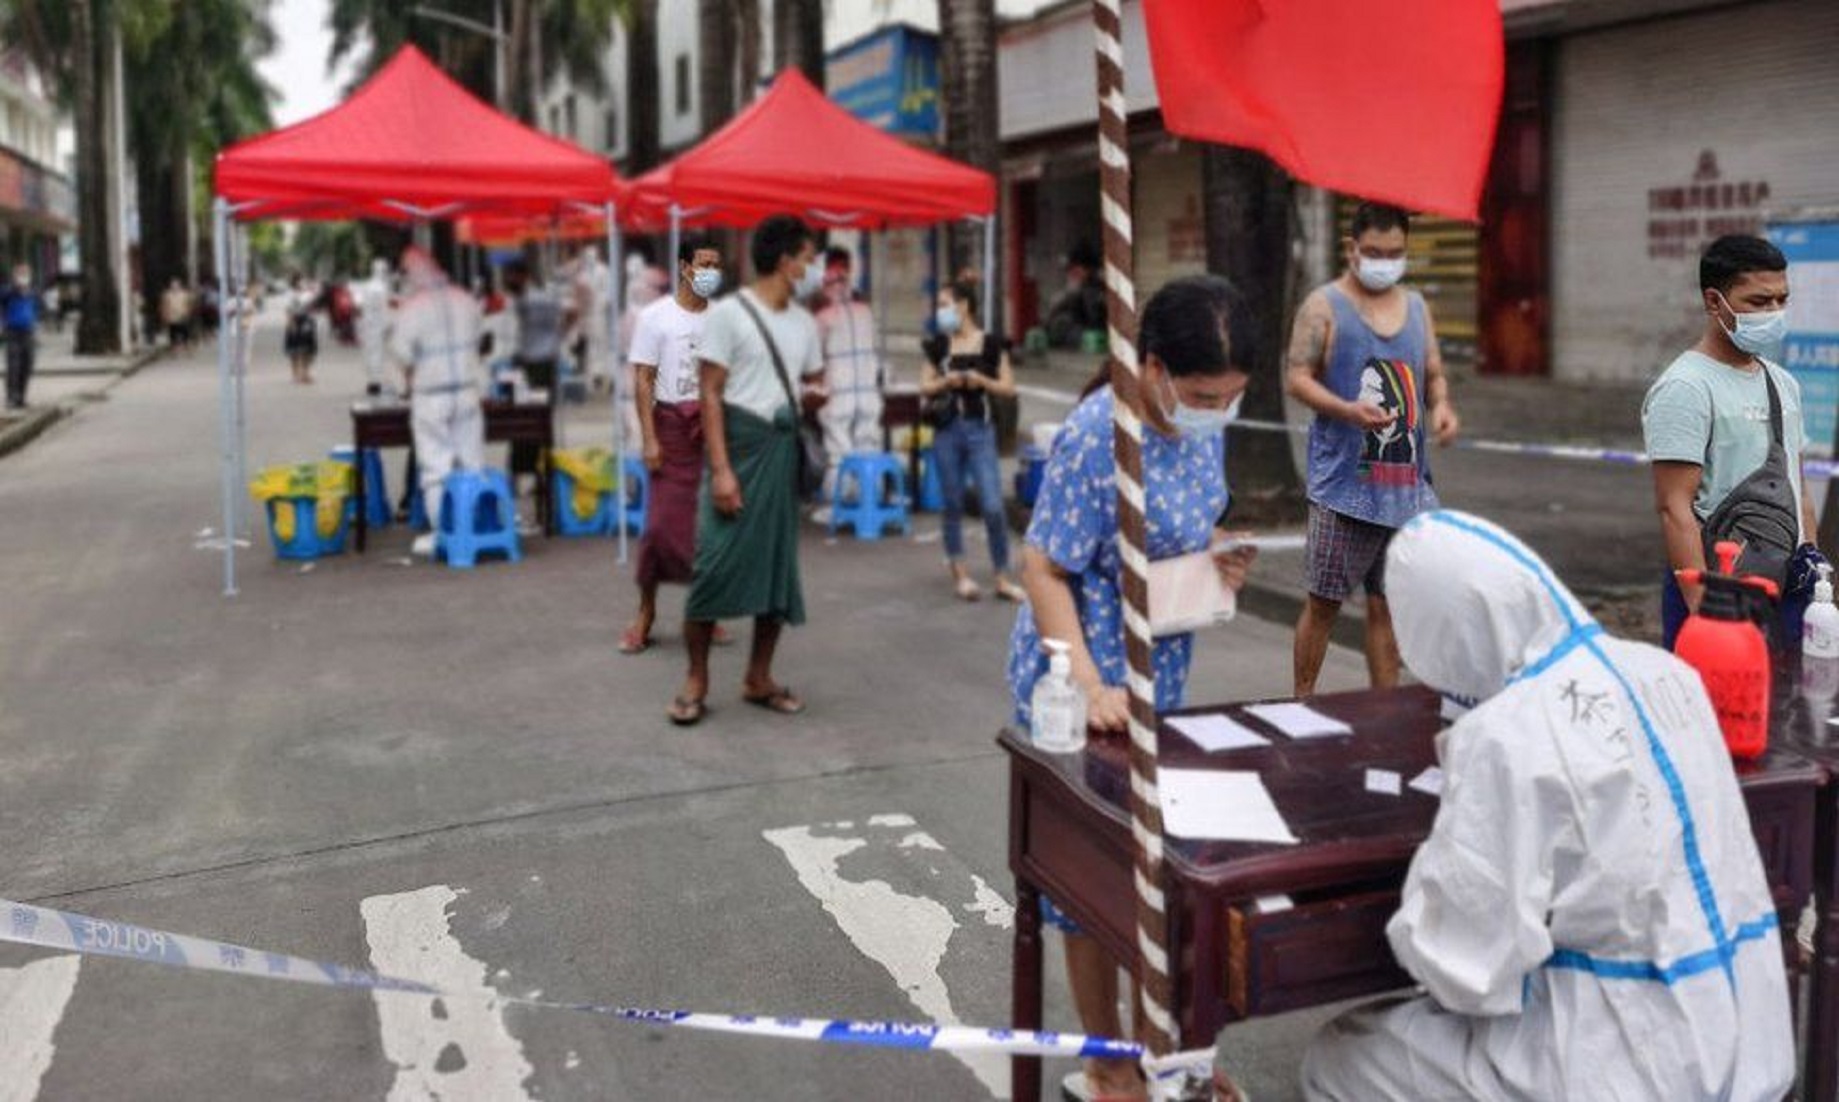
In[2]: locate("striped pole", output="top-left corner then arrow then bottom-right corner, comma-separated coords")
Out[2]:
1091,0 -> 1176,1063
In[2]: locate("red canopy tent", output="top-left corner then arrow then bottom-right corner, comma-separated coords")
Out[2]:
207,45 -> 630,596
627,69 -> 994,229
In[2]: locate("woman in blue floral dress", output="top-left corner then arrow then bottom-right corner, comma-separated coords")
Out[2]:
1009,275 -> 1259,1100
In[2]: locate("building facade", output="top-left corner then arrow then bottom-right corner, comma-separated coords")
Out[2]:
0,50 -> 72,280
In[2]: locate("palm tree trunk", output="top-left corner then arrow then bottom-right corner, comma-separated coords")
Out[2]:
625,0 -> 661,173
698,0 -> 735,133
938,0 -> 1000,317
734,0 -> 760,102
1202,145 -> 1305,524
505,0 -> 534,122
773,0 -> 824,88
73,0 -> 121,355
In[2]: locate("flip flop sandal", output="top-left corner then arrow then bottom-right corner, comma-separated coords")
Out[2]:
743,687 -> 806,715
994,580 -> 1026,603
619,628 -> 654,655
667,697 -> 706,727
955,577 -> 984,602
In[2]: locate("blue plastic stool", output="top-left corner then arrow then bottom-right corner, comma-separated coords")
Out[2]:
408,485 -> 430,531
552,468 -> 614,537
329,445 -> 391,530
829,452 -> 911,540
263,497 -> 350,561
1014,444 -> 1047,508
434,469 -> 522,568
915,447 -> 945,512
615,456 -> 649,537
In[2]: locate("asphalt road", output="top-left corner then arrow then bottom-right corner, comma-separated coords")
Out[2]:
0,313 -> 1373,1101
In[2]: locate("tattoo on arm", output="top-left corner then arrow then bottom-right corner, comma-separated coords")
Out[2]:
1287,296 -> 1330,373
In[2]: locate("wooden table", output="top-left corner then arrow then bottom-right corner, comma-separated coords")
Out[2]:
349,398 -> 555,551
1003,685 -> 1824,1100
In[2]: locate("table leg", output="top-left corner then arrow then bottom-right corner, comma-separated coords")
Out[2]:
1014,878 -> 1043,1102
353,431 -> 368,553
1809,791 -> 1839,1101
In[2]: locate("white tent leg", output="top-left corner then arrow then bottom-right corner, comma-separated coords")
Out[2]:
232,220 -> 250,537
608,202 -> 627,566
213,199 -> 238,596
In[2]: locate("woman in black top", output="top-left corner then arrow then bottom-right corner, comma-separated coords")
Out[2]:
920,280 -> 1021,602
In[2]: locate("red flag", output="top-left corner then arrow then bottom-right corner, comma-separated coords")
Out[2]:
1144,0 -> 1504,221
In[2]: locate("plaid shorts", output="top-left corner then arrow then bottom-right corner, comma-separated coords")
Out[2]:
1305,503 -> 1396,602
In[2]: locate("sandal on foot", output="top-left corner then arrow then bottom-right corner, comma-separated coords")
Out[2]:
667,697 -> 706,726
742,686 -> 806,715
994,579 -> 1026,603
712,624 -> 737,647
619,627 -> 654,655
954,576 -> 984,602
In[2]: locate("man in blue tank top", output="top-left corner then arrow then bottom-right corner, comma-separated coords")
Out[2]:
1285,203 -> 1460,696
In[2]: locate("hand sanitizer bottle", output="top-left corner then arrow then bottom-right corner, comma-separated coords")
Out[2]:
1804,564 -> 1839,659
1031,639 -> 1088,754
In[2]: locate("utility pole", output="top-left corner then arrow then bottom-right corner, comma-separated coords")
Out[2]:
414,3 -> 512,110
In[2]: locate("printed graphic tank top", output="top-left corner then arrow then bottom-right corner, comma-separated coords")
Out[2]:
1306,284 -> 1439,529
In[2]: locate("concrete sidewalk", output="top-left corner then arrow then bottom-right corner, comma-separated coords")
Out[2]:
0,325 -> 167,458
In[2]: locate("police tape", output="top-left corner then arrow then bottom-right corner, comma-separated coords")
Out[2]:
1225,418 -> 1839,481
0,895 -> 1211,1073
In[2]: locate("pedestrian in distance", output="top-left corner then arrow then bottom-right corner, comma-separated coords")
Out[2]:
1,264 -> 41,410
623,234 -> 734,655
1643,233 -> 1826,649
1009,275 -> 1259,1101
504,259 -> 573,494
282,274 -> 319,385
1286,201 -> 1461,698
813,246 -> 885,511
668,214 -> 827,727
159,278 -> 193,349
356,259 -> 395,398
921,279 -> 1023,603
390,248 -> 486,558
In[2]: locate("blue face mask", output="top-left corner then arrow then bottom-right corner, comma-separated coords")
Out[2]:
1155,370 -> 1242,438
689,268 -> 722,300
935,305 -> 961,335
1716,292 -> 1787,355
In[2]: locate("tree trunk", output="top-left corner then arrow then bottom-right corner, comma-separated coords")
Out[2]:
698,0 -> 735,134
773,0 -> 824,88
1202,145 -> 1306,525
506,0 -> 534,122
625,0 -> 661,173
938,0 -> 1000,321
72,0 -> 121,355
734,0 -> 761,103
133,152 -> 186,340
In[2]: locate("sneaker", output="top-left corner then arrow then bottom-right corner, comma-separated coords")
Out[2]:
809,505 -> 833,526
411,533 -> 436,557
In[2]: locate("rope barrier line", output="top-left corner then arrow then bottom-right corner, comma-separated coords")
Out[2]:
1091,0 -> 1178,1060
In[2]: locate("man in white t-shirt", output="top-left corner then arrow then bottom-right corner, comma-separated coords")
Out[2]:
668,215 -> 826,726
622,236 -> 727,654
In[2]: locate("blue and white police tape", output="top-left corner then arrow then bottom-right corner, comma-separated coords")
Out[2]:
0,895 -> 1193,1069
1226,417 -> 1839,482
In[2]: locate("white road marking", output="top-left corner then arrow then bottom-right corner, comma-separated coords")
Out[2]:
0,954 -> 80,1102
361,885 -> 535,1101
765,817 -> 1014,1099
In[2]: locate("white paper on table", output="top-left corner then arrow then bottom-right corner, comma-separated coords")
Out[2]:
1244,702 -> 1354,740
1409,766 -> 1446,797
1168,714 -> 1271,753
1364,768 -> 1402,796
1254,894 -> 1294,914
1158,769 -> 1299,844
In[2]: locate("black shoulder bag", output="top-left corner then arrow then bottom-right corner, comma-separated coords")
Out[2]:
1701,367 -> 1799,587
735,294 -> 826,502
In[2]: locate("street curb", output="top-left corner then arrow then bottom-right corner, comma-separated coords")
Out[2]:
1235,580 -> 1370,654
0,406 -> 64,460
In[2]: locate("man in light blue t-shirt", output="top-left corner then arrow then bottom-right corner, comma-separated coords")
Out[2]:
1641,234 -> 1824,647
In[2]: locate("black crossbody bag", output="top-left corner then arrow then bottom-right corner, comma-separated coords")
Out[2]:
735,294 -> 826,501
1702,367 -> 1799,587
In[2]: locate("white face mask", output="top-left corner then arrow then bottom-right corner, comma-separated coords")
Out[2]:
689,268 -> 722,300
791,257 -> 824,299
935,305 -> 961,335
1716,292 -> 1788,355
1156,371 -> 1243,438
1355,255 -> 1407,293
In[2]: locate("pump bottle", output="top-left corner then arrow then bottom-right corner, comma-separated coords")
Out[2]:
1031,639 -> 1088,753
1801,564 -> 1839,707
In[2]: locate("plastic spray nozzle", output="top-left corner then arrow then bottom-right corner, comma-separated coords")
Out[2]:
1714,540 -> 1742,574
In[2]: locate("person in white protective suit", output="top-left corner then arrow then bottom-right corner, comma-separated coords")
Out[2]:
390,247 -> 486,558
813,247 -> 884,502
571,244 -> 612,388
355,258 -> 394,396
1213,508 -> 1795,1102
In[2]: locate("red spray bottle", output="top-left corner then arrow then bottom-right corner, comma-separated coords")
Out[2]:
1674,541 -> 1779,759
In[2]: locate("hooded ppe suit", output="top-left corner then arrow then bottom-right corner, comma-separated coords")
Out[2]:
815,284 -> 883,499
1301,509 -> 1794,1102
390,251 -> 485,513
356,259 -> 393,391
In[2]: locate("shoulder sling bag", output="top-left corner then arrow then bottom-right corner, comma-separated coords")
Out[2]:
735,293 -> 826,501
1701,367 -> 1799,587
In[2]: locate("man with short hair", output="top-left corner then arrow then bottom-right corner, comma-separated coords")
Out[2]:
813,246 -> 885,502
1643,234 -> 1823,647
622,235 -> 731,654
669,215 -> 825,726
1,264 -> 40,410
1286,202 -> 1460,697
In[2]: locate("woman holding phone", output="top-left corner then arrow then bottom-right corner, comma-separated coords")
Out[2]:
1006,274 -> 1258,1101
921,280 -> 1023,602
